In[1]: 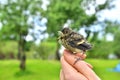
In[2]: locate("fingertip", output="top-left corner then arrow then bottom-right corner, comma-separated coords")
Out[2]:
83,54 -> 87,59
75,53 -> 87,60
86,62 -> 93,69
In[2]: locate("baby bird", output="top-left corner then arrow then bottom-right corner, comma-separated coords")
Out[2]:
58,27 -> 92,54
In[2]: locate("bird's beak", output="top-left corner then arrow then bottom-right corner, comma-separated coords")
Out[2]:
58,31 -> 62,35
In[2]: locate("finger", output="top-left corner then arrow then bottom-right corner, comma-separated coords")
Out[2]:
75,53 -> 87,60
85,62 -> 93,69
63,50 -> 101,80
68,49 -> 92,68
60,56 -> 87,80
60,69 -> 64,80
65,49 -> 87,60
60,56 -> 78,74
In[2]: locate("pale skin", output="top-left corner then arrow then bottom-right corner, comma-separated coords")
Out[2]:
60,49 -> 101,80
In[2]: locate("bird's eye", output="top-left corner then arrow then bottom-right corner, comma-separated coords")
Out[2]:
65,30 -> 68,34
62,28 -> 70,34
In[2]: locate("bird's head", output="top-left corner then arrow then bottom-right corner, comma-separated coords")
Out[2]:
61,27 -> 72,36
58,27 -> 72,37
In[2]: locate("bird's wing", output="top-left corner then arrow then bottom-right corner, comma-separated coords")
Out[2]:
68,40 -> 92,51
68,32 -> 85,45
67,33 -> 92,51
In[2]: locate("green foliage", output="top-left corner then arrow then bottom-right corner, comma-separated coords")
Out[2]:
87,40 -> 114,59
0,1 -> 44,69
24,41 -> 33,51
105,22 -> 120,58
35,40 -> 57,59
0,0 -> 44,42
0,0 -> 118,60
43,0 -> 112,38
44,0 -> 95,37
0,0 -> 43,51
41,0 -> 114,59
0,41 -> 33,59
0,41 -> 18,59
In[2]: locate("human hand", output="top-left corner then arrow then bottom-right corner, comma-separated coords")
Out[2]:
60,49 -> 101,80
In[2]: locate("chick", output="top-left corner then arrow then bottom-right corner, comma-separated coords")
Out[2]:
58,27 -> 92,54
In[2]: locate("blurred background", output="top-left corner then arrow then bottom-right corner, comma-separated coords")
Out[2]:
0,0 -> 120,80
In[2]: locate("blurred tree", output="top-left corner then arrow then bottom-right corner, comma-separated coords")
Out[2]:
35,40 -> 57,59
43,0 -> 113,60
0,0 -> 42,70
105,22 -> 120,58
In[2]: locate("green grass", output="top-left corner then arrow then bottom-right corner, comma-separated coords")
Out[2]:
0,60 -> 60,80
86,59 -> 120,80
0,59 -> 120,80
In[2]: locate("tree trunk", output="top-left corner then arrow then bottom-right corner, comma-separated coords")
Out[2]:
55,42 -> 60,60
17,40 -> 21,60
18,33 -> 26,70
20,53 -> 26,70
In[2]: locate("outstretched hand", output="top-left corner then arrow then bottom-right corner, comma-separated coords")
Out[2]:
60,49 -> 101,80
